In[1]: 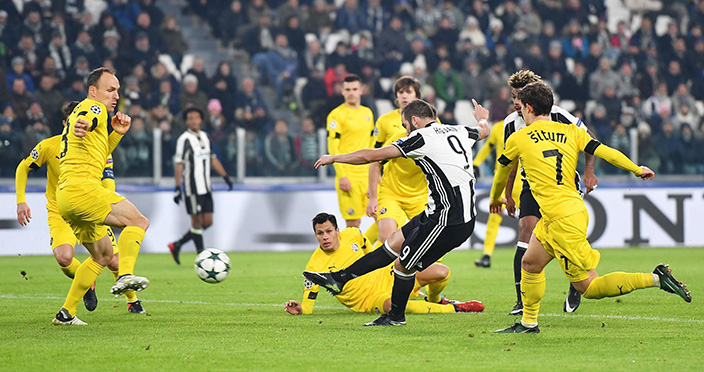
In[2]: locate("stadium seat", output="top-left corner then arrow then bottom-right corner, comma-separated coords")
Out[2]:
378,78 -> 393,94
560,100 -> 576,113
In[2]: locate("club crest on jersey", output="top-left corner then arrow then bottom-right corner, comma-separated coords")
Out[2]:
329,121 -> 338,129
31,148 -> 39,160
351,243 -> 359,252
106,158 -> 113,164
304,278 -> 314,289
380,207 -> 387,215
90,105 -> 102,115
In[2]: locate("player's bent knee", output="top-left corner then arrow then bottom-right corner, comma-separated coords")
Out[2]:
54,246 -> 74,267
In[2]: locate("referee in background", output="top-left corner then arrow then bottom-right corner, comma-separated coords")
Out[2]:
168,107 -> 233,264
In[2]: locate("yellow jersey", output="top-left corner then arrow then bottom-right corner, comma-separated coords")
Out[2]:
327,103 -> 375,179
58,98 -> 110,183
496,120 -> 639,221
379,130 -> 427,198
301,227 -> 392,314
374,109 -> 404,148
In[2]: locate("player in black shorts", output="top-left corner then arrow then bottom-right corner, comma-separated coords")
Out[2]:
168,107 -> 233,264
304,99 -> 491,326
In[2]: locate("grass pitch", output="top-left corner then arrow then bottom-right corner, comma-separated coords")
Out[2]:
1,247 -> 702,371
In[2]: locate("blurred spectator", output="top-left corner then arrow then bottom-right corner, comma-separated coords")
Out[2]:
149,78 -> 180,114
299,39 -> 326,77
92,12 -> 126,48
636,121 -> 660,172
71,29 -> 100,68
216,129 -> 238,175
132,11 -> 164,54
206,98 -> 228,139
20,8 -> 50,45
9,78 -> 33,125
184,57 -> 208,92
673,104 -> 699,131
66,56 -> 91,85
489,86 -> 511,123
99,30 -> 122,67
636,61 -> 661,99
432,59 -> 463,108
600,86 -> 622,123
294,117 -> 318,175
0,120 -> 23,176
118,76 -> 146,112
655,121 -> 684,174
642,82 -> 672,119
301,68 -> 328,124
432,16 -> 459,54
128,31 -> 159,70
139,0 -> 165,30
7,57 -> 36,94
217,0 -> 248,48
122,117 -> 153,177
23,119 -> 51,155
324,62 -> 348,96
306,0 -> 334,34
241,10 -> 277,57
47,30 -> 73,74
148,103 -> 174,130
376,16 -> 409,59
608,123 -> 631,157
336,0 -> 368,34
244,129 -> 265,176
108,0 -> 141,32
63,77 -> 85,102
254,33 -> 299,105
248,0 -> 271,24
210,77 -> 236,122
589,57 -> 621,100
589,104 -> 611,139
460,59 -> 485,106
35,75 -> 63,132
561,19 -> 589,59
680,124 -> 703,174
663,60 -> 687,95
15,34 -> 41,75
179,74 -> 209,113
415,1 -> 441,36
440,0 -> 464,31
161,15 -> 188,67
234,77 -> 272,136
283,15 -> 306,55
521,43 -> 549,78
482,61 -> 510,103
264,119 -> 298,176
671,83 -> 696,116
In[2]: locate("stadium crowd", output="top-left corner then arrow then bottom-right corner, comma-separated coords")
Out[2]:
1,0 -> 703,179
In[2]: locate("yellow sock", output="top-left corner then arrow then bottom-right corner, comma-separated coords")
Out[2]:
483,213 -> 503,256
520,269 -> 545,326
364,222 -> 378,246
59,258 -> 81,279
583,272 -> 655,299
112,270 -> 138,302
426,269 -> 451,303
406,300 -> 455,313
62,257 -> 104,316
118,226 -> 146,276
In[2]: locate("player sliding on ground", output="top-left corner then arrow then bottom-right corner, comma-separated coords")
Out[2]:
305,99 -> 491,326
490,82 -> 691,334
16,101 -> 145,315
285,213 -> 484,316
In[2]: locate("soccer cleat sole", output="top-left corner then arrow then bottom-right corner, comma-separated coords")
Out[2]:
51,316 -> 87,326
127,300 -> 147,314
83,282 -> 98,312
363,315 -> 406,326
494,323 -> 540,333
302,271 -> 342,295
564,284 -> 582,313
111,275 -> 150,297
654,264 -> 692,303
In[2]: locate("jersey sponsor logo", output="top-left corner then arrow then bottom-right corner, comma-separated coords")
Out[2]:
89,105 -> 102,115
346,208 -> 354,216
380,207 -> 387,215
304,278 -> 314,289
372,127 -> 379,136
329,120 -> 338,129
49,237 -> 53,246
351,243 -> 359,251
30,148 -> 39,160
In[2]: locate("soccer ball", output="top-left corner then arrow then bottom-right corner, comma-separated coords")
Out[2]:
194,248 -> 231,283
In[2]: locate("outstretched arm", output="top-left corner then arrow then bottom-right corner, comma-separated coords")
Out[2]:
591,143 -> 653,179
315,145 -> 402,168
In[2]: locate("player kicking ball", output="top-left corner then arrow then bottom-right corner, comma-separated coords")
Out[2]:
285,213 -> 484,316
490,82 -> 691,333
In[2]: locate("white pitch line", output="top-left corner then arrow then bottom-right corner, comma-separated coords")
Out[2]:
2,294 -> 701,323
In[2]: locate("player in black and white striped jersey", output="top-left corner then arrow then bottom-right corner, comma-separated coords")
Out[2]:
168,107 -> 233,264
304,99 -> 491,326
496,70 -> 599,316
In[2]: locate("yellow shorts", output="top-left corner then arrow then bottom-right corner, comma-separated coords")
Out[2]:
47,205 -> 77,250
533,210 -> 600,282
377,188 -> 426,228
57,178 -> 125,244
336,176 -> 368,220
359,266 -> 425,313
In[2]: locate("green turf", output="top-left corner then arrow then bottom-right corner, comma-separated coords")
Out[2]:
1,247 -> 702,371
